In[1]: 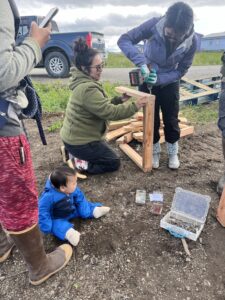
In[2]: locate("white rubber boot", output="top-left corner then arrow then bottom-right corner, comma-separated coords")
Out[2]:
152,142 -> 161,169
167,142 -> 180,169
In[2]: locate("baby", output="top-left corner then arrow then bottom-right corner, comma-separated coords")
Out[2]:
38,165 -> 110,246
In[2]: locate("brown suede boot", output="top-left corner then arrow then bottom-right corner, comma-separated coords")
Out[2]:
9,225 -> 73,285
0,224 -> 14,263
217,137 -> 225,195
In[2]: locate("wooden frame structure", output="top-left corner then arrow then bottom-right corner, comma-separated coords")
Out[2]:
180,77 -> 219,105
115,86 -> 155,172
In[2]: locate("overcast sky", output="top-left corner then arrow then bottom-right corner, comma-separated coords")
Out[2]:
15,0 -> 225,51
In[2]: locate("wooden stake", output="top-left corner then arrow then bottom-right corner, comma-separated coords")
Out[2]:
217,186 -> 225,227
181,238 -> 191,256
142,99 -> 154,172
119,144 -> 143,170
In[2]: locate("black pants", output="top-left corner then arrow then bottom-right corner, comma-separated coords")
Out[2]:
139,81 -> 180,144
63,140 -> 120,174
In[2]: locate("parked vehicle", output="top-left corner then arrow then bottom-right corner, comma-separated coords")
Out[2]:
17,16 -> 107,78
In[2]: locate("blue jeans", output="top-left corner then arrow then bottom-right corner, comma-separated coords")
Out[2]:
63,140 -> 120,174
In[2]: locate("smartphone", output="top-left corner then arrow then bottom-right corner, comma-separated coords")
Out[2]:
39,7 -> 59,28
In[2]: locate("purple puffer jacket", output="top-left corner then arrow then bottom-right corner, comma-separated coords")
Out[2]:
117,16 -> 198,86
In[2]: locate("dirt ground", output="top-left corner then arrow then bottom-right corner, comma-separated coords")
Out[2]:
1,112 -> 225,300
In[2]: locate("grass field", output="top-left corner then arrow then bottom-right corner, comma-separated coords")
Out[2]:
34,81 -> 219,132
106,51 -> 223,68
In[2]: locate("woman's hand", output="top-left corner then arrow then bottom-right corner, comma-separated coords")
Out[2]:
135,97 -> 148,109
121,93 -> 131,102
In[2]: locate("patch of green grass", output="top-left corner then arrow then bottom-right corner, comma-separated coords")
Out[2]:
48,120 -> 63,132
34,81 -> 121,113
34,82 -> 71,112
181,101 -> 219,124
34,81 -> 219,126
193,51 -> 223,66
107,52 -> 135,68
106,51 -> 222,68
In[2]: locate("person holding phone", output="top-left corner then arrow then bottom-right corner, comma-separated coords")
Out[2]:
0,0 -> 72,286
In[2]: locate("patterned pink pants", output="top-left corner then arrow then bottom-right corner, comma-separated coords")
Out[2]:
0,135 -> 38,231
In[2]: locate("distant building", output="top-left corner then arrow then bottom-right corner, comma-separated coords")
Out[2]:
200,32 -> 225,51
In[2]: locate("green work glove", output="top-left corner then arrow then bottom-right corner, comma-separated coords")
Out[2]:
140,64 -> 150,81
145,69 -> 157,85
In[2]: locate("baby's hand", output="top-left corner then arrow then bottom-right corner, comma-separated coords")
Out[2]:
93,206 -> 110,218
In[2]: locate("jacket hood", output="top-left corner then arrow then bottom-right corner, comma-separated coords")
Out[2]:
155,16 -> 195,51
69,67 -> 102,90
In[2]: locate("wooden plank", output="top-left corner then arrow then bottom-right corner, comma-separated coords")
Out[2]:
217,186 -> 225,227
179,117 -> 188,124
123,125 -> 143,132
182,77 -> 218,92
119,144 -> 143,170
133,132 -> 143,140
106,127 -> 130,142
159,126 -> 194,144
123,132 -> 133,143
115,86 -> 152,99
134,125 -> 194,143
130,120 -> 143,126
142,97 -> 155,172
135,111 -> 143,120
108,120 -> 131,131
180,90 -> 218,102
116,136 -> 125,144
180,87 -> 194,97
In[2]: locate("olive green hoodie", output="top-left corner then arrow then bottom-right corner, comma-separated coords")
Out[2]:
60,67 -> 138,145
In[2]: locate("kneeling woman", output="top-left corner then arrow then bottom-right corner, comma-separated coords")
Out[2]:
60,39 -> 147,174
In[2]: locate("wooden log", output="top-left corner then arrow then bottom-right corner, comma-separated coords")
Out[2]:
142,97 -> 155,172
119,144 -> 143,170
106,127 -> 130,142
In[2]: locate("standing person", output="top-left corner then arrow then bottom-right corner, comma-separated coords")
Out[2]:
60,39 -> 148,174
0,0 -> 72,285
118,1 -> 197,169
217,51 -> 225,195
